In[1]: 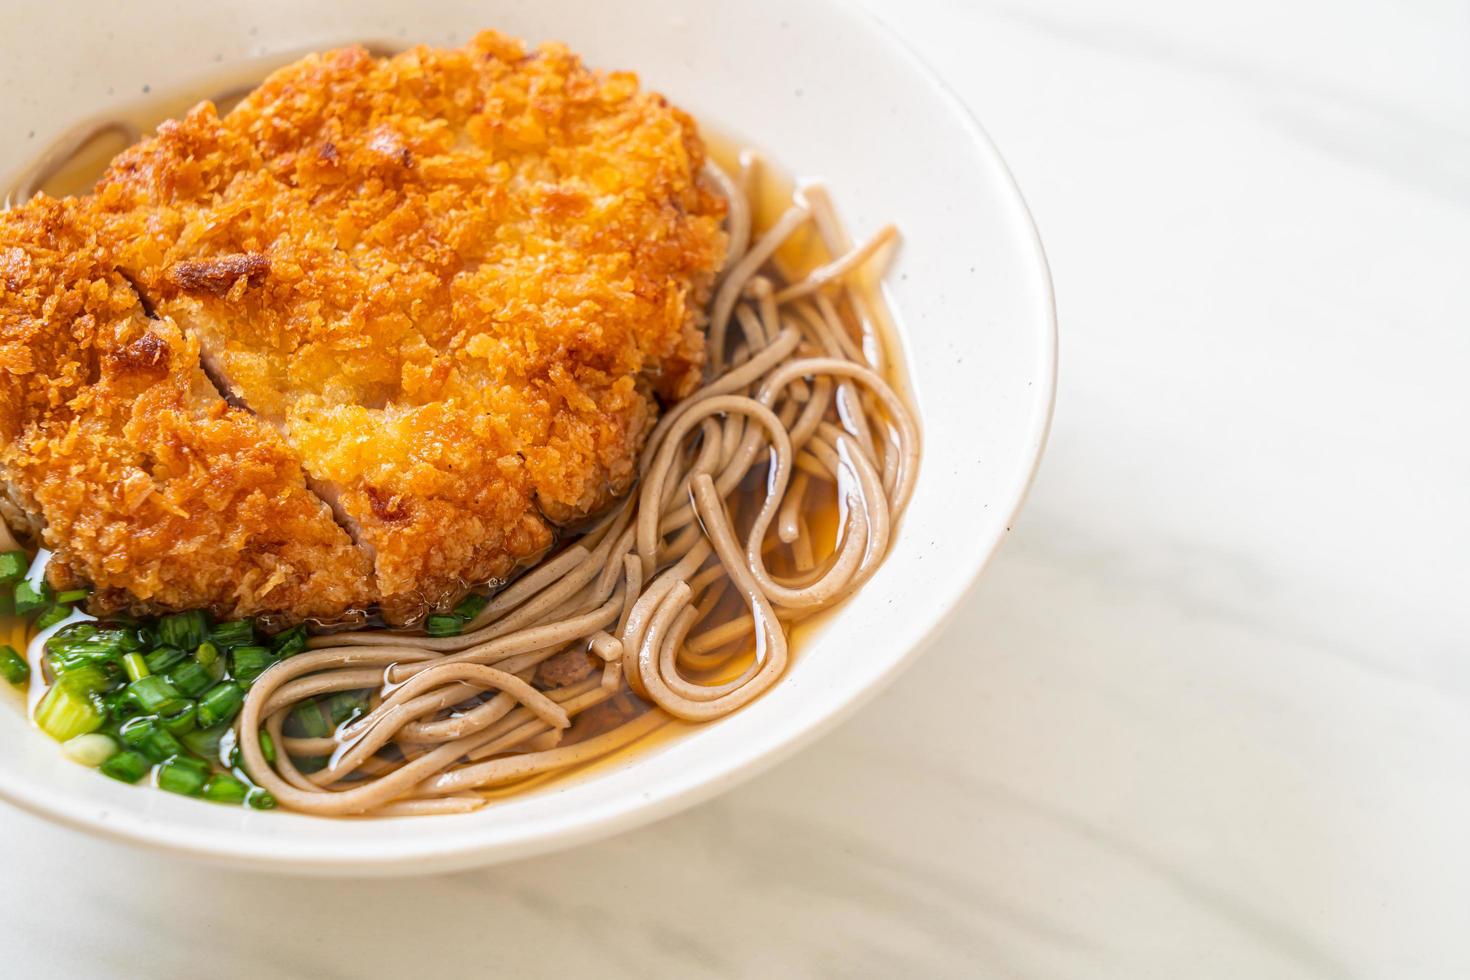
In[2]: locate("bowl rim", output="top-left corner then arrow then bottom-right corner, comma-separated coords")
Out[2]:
0,0 -> 1057,874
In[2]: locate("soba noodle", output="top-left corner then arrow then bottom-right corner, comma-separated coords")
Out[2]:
234,153 -> 918,816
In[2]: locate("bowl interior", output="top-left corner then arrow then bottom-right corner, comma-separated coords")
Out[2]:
0,0 -> 1055,873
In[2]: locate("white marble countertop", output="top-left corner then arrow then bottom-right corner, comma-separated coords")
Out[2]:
3,1 -> 1467,976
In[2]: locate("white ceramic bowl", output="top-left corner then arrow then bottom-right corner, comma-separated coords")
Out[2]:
0,0 -> 1055,874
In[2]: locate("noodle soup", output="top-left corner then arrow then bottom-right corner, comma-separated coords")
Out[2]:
0,35 -> 918,816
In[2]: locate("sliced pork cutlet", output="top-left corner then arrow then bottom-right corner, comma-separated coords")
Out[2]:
0,196 -> 371,623
93,31 -> 727,621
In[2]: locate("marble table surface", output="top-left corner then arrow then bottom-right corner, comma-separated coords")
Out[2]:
3,0 -> 1466,976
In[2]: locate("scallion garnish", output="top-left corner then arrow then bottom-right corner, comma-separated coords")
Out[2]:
143,646 -> 186,674
159,702 -> 198,736
126,674 -> 187,715
117,719 -> 175,765
33,604 -> 70,631
289,700 -> 329,739
208,619 -> 255,649
0,645 -> 28,686
121,652 -> 149,682
139,727 -> 185,764
103,689 -> 137,722
196,682 -> 244,729
453,592 -> 488,621
61,732 -> 118,768
53,662 -> 111,695
246,788 -> 277,810
202,772 -> 249,804
99,750 -> 150,784
165,659 -> 213,697
425,614 -> 463,637
194,641 -> 220,667
157,610 -> 207,650
118,716 -> 156,748
229,646 -> 273,687
14,579 -> 51,616
327,690 -> 368,725
34,675 -> 105,741
156,757 -> 208,797
46,623 -> 128,666
271,624 -> 308,658
180,722 -> 230,760
0,550 -> 28,585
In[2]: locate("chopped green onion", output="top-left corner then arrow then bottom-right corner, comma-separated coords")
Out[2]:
119,719 -> 183,764
208,619 -> 255,649
159,702 -> 197,736
194,641 -> 220,667
195,643 -> 227,685
196,682 -> 244,729
289,700 -> 329,738
425,614 -> 463,637
0,550 -> 28,585
14,579 -> 52,616
64,658 -> 119,685
99,750 -> 150,784
143,646 -> 186,674
165,659 -> 213,697
47,649 -> 104,677
271,624 -> 308,658
157,610 -> 207,650
259,731 -> 277,765
180,722 -> 230,760
103,689 -> 138,722
118,716 -> 156,747
156,757 -> 208,796
167,752 -> 208,774
54,589 -> 89,604
246,788 -> 277,810
34,675 -> 105,741
229,645 -> 273,687
121,652 -> 149,682
61,732 -> 118,767
52,662 -> 111,695
140,728 -> 185,764
293,755 -> 328,774
453,592 -> 488,621
327,690 -> 368,725
33,604 -> 70,631
126,674 -> 186,715
44,658 -> 120,690
0,645 -> 28,686
114,626 -> 147,653
202,772 -> 249,804
47,624 -> 126,665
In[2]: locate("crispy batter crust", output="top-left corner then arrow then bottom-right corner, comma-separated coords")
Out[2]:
0,31 -> 726,623
0,198 -> 372,621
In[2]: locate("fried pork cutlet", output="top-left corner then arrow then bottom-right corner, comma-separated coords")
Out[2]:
0,197 -> 372,622
0,31 -> 727,624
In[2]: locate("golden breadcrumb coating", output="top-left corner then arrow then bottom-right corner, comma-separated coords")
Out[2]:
0,197 -> 371,621
0,31 -> 726,623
